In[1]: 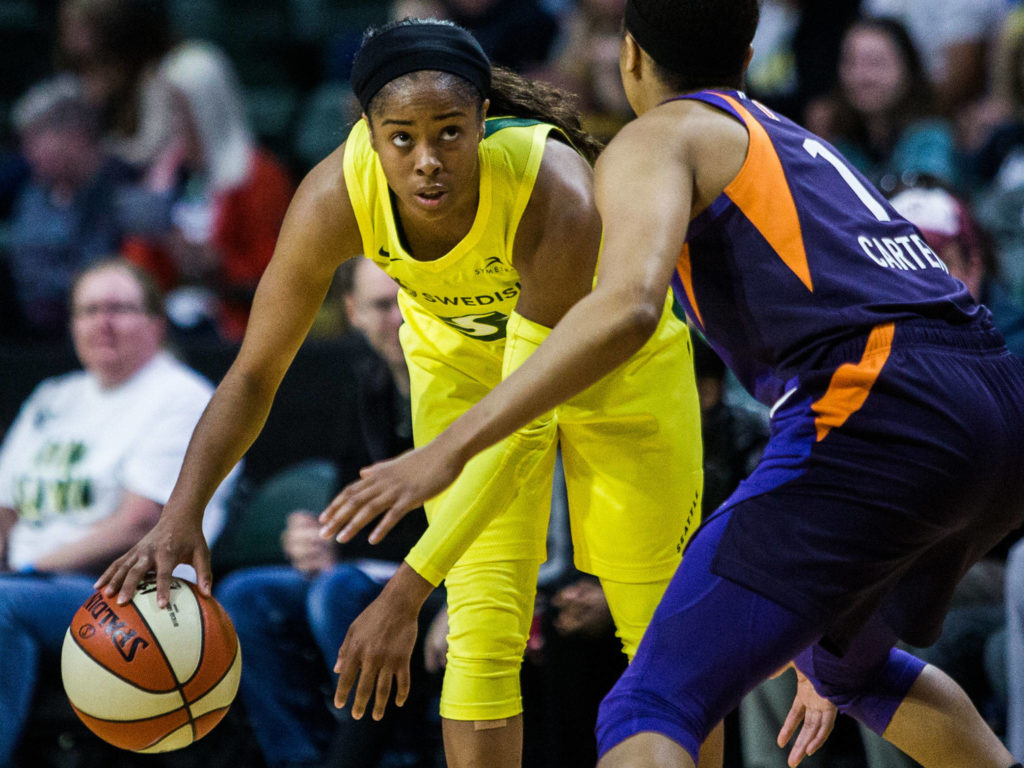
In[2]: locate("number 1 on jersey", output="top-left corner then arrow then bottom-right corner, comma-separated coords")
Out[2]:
803,138 -> 891,222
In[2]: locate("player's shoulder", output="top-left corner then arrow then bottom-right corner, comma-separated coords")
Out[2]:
528,135 -> 597,228
537,135 -> 595,196
616,98 -> 740,155
512,133 -> 599,264
599,98 -> 748,198
278,140 -> 361,257
298,142 -> 349,208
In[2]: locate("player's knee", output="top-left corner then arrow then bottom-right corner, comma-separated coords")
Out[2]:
445,649 -> 523,683
597,686 -> 709,763
810,649 -> 925,733
440,661 -> 523,720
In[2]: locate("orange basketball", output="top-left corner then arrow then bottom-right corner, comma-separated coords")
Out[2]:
60,577 -> 242,753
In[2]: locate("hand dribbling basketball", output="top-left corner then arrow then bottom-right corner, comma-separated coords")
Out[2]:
61,577 -> 241,753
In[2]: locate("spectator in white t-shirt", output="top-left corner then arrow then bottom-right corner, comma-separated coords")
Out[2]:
0,257 -> 238,766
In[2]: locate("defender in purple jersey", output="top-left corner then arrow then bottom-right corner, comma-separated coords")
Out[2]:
314,1 -> 1024,766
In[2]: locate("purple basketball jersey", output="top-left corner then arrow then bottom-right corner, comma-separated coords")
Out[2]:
670,90 -> 981,405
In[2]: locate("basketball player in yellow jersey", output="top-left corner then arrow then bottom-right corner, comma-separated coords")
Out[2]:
95,19 -> 714,768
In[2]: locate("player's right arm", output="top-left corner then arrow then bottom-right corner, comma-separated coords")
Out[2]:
95,145 -> 365,607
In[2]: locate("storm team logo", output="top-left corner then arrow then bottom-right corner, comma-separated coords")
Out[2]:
438,312 -> 508,341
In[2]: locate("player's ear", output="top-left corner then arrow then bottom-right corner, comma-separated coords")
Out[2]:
363,111 -> 377,148
740,45 -> 754,78
620,32 -> 641,76
479,98 -> 490,140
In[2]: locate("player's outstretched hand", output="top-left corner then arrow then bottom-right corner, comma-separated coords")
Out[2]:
776,665 -> 837,767
319,441 -> 464,545
94,513 -> 211,609
333,583 -> 419,721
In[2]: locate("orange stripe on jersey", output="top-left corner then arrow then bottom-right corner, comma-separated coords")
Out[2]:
750,99 -> 779,121
718,93 -> 813,292
811,323 -> 894,441
676,243 -> 704,327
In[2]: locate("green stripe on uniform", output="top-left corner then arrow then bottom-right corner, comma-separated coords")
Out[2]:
484,117 -> 543,137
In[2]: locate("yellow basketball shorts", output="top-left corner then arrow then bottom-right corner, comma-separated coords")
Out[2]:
400,298 -> 703,720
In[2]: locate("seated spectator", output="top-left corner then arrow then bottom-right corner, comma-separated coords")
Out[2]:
398,0 -> 557,73
55,0 -> 177,172
744,0 -> 860,126
860,0 -> 1008,117
535,0 -> 633,142
121,41 -> 294,343
3,76 -> 134,340
0,258 -> 237,765
215,258 -> 435,768
808,16 -> 959,195
963,8 -> 1024,305
889,184 -> 1024,359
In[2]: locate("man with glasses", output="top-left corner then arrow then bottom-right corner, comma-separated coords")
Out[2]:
0,258 -> 237,766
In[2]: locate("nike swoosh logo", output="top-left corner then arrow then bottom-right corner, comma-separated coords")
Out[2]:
379,246 -> 401,261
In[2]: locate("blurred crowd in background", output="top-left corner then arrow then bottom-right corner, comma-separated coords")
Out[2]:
5,1 -> 1024,767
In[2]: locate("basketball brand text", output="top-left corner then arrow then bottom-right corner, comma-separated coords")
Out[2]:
83,593 -> 151,662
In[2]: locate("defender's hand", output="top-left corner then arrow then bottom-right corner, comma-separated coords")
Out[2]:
319,442 -> 464,545
777,666 -> 837,767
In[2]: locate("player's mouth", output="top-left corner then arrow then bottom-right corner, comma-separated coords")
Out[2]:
414,186 -> 448,208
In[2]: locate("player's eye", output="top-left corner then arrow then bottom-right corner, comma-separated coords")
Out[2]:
391,132 -> 412,147
440,126 -> 461,141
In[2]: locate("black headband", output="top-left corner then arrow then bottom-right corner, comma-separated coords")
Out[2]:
623,0 -> 740,82
351,23 -> 492,112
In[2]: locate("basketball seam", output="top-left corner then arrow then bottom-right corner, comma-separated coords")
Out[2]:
68,703 -> 189,726
130,584 -> 197,741
181,605 -> 238,695
186,592 -> 207,743
68,620 -> 175,695
187,643 -> 241,709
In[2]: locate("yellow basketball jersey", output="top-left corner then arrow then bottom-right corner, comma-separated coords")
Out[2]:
342,115 -> 702,591
342,116 -> 554,377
